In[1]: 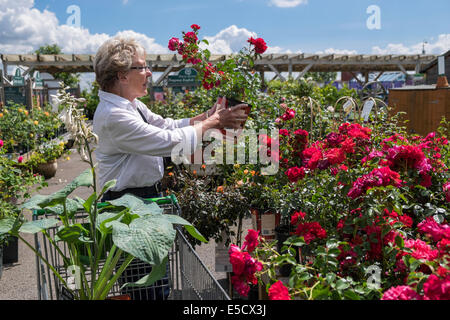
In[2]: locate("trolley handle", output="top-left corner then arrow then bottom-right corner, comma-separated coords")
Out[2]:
33,194 -> 179,216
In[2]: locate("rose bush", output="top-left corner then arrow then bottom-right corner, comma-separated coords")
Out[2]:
234,111 -> 449,300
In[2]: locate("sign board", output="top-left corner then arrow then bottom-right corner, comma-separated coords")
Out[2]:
3,86 -> 26,106
33,71 -> 44,89
167,67 -> 200,86
13,69 -> 24,86
361,100 -> 375,121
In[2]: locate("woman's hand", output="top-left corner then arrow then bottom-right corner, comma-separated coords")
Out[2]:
214,104 -> 248,129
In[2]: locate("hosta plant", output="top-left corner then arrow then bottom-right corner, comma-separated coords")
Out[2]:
0,85 -> 206,300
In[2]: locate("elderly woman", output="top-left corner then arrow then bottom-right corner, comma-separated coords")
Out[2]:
92,37 -> 247,300
93,36 -> 248,201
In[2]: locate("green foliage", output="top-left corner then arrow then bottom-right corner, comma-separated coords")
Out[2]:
34,44 -> 80,88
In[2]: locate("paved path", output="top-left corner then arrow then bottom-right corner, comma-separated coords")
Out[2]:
0,146 -> 246,300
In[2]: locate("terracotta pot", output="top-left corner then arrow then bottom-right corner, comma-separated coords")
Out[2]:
250,207 -> 281,241
36,159 -> 58,180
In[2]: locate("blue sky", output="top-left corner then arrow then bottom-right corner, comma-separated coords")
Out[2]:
0,0 -> 448,89
12,0 -> 447,55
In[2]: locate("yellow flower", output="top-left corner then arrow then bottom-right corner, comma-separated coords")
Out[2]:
34,120 -> 39,125
0,113 -> 3,118
18,108 -> 23,113
29,133 -> 34,138
24,110 -> 29,116
66,156 -> 71,161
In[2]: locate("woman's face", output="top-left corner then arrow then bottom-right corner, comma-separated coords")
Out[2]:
122,53 -> 152,101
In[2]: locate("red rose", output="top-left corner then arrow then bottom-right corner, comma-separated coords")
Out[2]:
168,37 -> 180,51
423,274 -> 450,300
248,37 -> 268,54
183,31 -> 198,44
190,24 -> 201,31
285,166 -> 305,183
268,280 -> 291,300
243,229 -> 260,253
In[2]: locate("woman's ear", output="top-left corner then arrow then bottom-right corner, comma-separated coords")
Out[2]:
117,71 -> 129,83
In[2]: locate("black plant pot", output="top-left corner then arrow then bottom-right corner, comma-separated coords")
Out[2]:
2,236 -> 19,264
275,225 -> 293,277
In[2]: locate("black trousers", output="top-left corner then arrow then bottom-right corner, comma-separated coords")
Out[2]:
104,185 -> 170,300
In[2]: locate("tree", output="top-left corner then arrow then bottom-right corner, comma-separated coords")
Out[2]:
35,44 -> 80,88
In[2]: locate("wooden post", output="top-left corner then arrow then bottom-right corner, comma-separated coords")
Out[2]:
25,78 -> 33,109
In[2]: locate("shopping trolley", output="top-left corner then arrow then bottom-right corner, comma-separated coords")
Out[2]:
33,194 -> 230,300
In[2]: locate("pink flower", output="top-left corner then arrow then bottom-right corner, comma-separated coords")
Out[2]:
418,217 -> 450,242
17,156 -> 23,163
279,129 -> 290,137
0,139 -> 3,148
168,37 -> 180,51
423,274 -> 450,300
381,286 -> 422,300
268,281 -> 291,300
444,182 -> 450,202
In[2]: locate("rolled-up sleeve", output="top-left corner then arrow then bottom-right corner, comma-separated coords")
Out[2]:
106,108 -> 198,158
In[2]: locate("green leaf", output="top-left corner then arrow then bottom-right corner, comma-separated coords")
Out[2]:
336,279 -> 350,290
83,192 -> 97,214
55,224 -> 90,244
96,211 -> 126,234
20,194 -> 49,211
38,169 -> 94,208
111,215 -> 176,265
395,235 -> 404,248
107,194 -> 163,216
19,218 -> 59,234
101,179 -> 116,195
121,256 -> 168,289
163,214 -> 207,243
0,217 -> 16,235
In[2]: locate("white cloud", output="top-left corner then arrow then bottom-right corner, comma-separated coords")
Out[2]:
202,25 -> 256,54
0,0 -> 167,54
372,34 -> 450,55
268,0 -> 308,8
316,48 -> 358,55
202,25 -> 285,54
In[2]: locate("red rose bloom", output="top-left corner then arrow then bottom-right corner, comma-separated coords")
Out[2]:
268,280 -> 291,300
183,31 -> 198,43
168,37 -> 180,51
285,166 -> 305,183
190,24 -> 201,31
243,229 -> 260,253
248,37 -> 267,54
423,274 -> 450,300
290,211 -> 306,225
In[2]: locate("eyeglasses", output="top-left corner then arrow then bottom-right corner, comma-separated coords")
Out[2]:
130,65 -> 151,71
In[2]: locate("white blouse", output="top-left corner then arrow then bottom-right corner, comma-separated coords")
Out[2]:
93,90 -> 197,192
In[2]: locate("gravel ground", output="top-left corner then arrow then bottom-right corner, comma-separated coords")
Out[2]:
0,146 -> 250,300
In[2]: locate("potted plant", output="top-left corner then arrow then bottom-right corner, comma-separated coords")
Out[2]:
26,140 -> 69,179
167,24 -> 267,119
